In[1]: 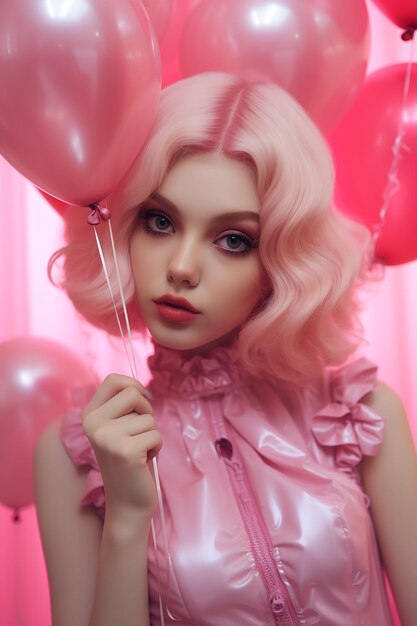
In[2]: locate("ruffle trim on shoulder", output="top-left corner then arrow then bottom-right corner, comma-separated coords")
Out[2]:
60,388 -> 105,520
312,358 -> 385,475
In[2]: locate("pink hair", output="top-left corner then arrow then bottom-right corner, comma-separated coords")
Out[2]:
50,72 -> 372,386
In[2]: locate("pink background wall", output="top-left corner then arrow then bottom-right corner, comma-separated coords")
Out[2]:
0,2 -> 416,624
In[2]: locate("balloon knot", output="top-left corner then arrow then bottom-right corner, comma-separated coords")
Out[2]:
87,202 -> 111,226
12,509 -> 21,524
401,26 -> 416,41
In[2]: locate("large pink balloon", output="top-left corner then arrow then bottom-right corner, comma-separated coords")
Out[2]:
0,337 -> 96,509
329,64 -> 417,266
142,0 -> 173,43
0,0 -> 161,206
179,0 -> 370,132
371,0 -> 417,29
160,0 -> 197,87
37,188 -> 69,218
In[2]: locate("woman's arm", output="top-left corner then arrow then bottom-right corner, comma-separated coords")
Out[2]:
35,420 -> 103,626
35,420 -> 152,626
35,374 -> 160,626
360,382 -> 417,626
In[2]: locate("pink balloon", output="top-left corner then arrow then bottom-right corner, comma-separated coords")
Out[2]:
0,0 -> 161,206
37,189 -> 69,218
329,64 -> 417,266
160,0 -> 197,87
179,0 -> 370,132
371,0 -> 417,30
0,337 -> 97,509
142,0 -> 173,43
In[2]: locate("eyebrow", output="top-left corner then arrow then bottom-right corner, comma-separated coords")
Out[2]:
150,192 -> 260,225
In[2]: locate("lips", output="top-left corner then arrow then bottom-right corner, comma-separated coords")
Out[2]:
153,294 -> 200,313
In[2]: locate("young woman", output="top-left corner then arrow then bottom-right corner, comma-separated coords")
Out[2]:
35,72 -> 417,626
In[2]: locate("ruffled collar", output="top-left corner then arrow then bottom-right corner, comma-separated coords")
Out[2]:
148,341 -> 247,399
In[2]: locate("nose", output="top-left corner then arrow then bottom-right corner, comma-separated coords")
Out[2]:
167,238 -> 200,288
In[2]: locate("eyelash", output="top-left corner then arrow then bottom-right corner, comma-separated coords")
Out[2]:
139,209 -> 258,256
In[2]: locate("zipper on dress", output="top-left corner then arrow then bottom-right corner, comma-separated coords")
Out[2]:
209,400 -> 299,626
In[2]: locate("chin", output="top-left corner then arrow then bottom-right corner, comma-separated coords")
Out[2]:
150,327 -> 239,355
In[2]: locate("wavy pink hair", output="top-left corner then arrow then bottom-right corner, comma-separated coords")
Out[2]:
50,72 -> 372,386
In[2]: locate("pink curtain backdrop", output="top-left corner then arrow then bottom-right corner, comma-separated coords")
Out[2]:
0,3 -> 416,624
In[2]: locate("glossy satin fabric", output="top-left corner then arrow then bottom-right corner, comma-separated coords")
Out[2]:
61,345 -> 394,625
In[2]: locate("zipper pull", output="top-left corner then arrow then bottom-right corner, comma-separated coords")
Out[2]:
270,591 -> 286,615
215,437 -> 248,501
215,437 -> 233,460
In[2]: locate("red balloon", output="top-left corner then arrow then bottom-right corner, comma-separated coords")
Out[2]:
371,0 -> 417,30
329,64 -> 417,265
0,337 -> 97,509
179,0 -> 370,132
0,0 -> 161,206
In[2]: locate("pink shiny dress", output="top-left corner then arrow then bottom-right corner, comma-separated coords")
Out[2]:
61,344 -> 394,626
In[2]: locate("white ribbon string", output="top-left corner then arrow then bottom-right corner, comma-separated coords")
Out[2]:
150,517 -> 166,626
107,220 -> 138,380
152,456 -> 181,621
373,37 -> 416,248
93,225 -> 137,379
93,216 -> 178,623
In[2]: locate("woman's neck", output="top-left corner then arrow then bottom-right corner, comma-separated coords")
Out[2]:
152,329 -> 240,359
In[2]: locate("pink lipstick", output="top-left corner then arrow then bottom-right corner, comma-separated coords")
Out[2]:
153,294 -> 200,324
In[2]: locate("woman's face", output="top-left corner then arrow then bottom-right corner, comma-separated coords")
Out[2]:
130,152 -> 268,352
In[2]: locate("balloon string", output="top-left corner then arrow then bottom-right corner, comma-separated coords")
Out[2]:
150,518 -> 166,626
92,224 -> 136,379
12,508 -> 24,626
372,38 -> 415,247
152,457 -> 181,621
93,218 -> 178,623
107,220 -> 138,380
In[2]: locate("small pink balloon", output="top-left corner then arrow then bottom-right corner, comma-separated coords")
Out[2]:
329,64 -> 417,265
0,0 -> 161,206
0,337 -> 97,509
179,0 -> 370,132
371,0 -> 417,30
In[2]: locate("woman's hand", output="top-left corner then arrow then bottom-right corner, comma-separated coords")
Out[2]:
82,374 -> 161,519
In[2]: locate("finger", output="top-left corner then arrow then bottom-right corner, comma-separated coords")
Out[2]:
88,415 -> 160,454
137,430 -> 163,459
85,378 -> 153,421
97,413 -> 156,437
83,394 -> 153,440
106,430 -> 163,463
85,373 -> 152,415
125,429 -> 162,454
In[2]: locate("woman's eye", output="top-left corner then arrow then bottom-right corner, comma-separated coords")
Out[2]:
142,211 -> 173,234
216,233 -> 256,255
153,215 -> 171,231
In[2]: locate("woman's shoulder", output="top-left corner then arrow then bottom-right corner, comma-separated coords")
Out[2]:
36,386 -> 106,520
359,380 -> 415,464
35,419 -> 91,509
360,379 -> 407,418
298,357 -> 385,474
324,362 -> 409,446
36,417 -> 92,479
280,356 -> 379,418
